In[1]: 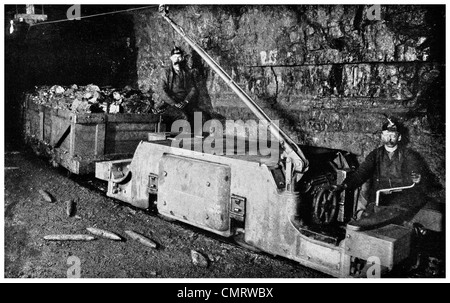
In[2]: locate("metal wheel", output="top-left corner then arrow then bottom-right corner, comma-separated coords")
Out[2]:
312,187 -> 338,225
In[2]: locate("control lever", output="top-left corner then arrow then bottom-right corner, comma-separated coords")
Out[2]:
375,183 -> 415,206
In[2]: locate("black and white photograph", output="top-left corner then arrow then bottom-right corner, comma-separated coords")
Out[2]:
2,2 -> 446,285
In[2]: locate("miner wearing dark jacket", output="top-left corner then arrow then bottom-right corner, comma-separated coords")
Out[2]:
332,117 -> 428,217
155,46 -> 200,132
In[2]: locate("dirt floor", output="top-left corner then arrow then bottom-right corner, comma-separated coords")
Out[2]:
4,148 -> 328,279
4,147 -> 445,279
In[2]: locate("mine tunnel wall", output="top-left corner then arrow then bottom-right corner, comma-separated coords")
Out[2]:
133,5 -> 445,194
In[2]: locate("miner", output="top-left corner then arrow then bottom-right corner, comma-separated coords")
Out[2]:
332,117 -> 429,219
153,46 -> 201,133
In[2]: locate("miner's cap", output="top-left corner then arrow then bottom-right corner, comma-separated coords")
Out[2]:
171,47 -> 184,56
382,118 -> 399,132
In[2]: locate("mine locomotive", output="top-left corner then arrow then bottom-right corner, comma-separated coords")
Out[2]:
95,6 -> 441,277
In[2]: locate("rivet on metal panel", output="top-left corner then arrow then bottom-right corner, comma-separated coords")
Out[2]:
206,182 -> 210,187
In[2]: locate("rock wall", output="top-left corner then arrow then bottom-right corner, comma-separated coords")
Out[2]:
133,5 -> 445,192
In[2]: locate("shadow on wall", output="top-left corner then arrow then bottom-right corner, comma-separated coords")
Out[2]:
190,49 -> 313,145
397,121 -> 443,192
190,51 -> 226,123
265,101 -> 315,146
407,67 -> 445,135
246,69 -> 315,145
412,150 -> 443,194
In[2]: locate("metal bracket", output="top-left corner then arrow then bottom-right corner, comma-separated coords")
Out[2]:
147,173 -> 159,194
54,125 -> 71,148
110,161 -> 132,184
230,194 -> 246,222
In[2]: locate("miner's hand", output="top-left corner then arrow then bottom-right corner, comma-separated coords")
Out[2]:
152,107 -> 165,114
325,184 -> 347,193
411,172 -> 421,184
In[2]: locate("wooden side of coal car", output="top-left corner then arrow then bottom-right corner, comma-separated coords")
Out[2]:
23,95 -> 162,174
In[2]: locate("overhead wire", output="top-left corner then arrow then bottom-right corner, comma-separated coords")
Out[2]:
28,5 -> 158,27
19,5 -> 158,41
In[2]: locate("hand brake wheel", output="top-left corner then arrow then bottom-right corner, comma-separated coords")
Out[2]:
312,187 -> 339,225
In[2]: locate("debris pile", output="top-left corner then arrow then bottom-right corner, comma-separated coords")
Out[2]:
26,84 -> 154,114
40,188 -> 159,249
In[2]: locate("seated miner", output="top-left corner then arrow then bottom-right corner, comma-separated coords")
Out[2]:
330,117 -> 430,221
153,46 -> 201,134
